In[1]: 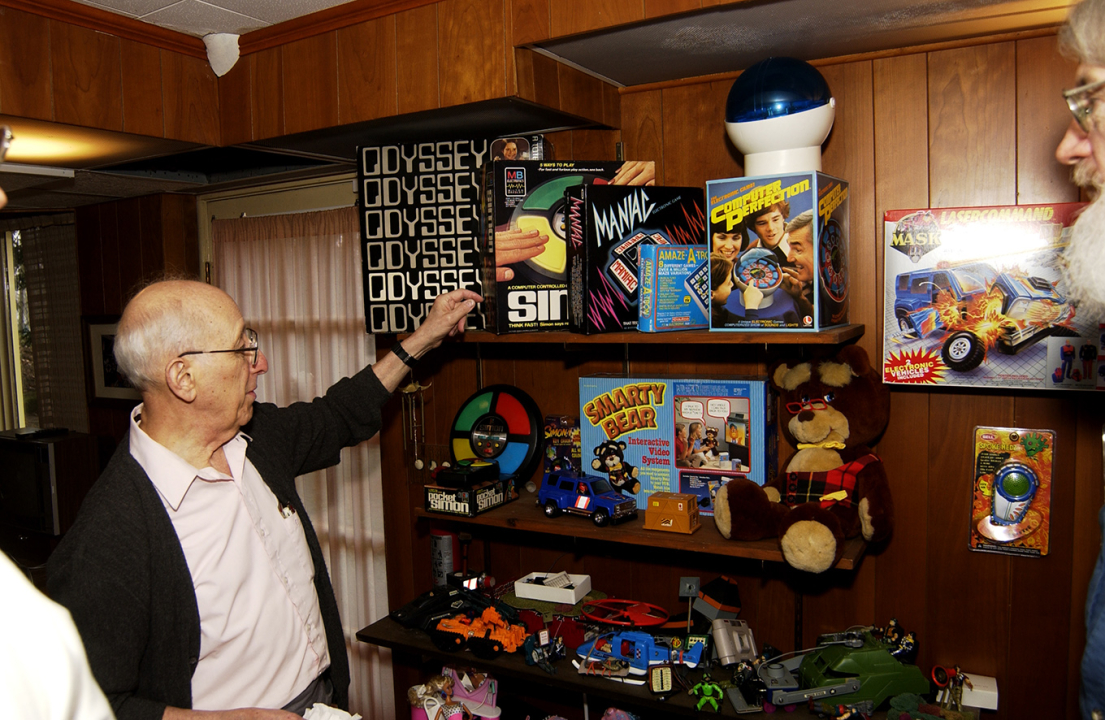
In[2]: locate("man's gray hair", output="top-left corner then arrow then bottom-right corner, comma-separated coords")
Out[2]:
1060,0 -> 1105,66
786,209 -> 814,235
114,281 -> 213,392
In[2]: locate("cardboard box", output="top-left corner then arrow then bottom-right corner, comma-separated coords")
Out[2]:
543,415 -> 582,475
424,478 -> 516,517
565,185 -> 706,333
638,244 -> 710,332
673,377 -> 777,516
882,202 -> 1100,391
578,375 -> 775,512
358,140 -> 489,333
480,161 -> 654,333
644,492 -> 702,534
514,571 -> 592,605
707,172 -> 850,331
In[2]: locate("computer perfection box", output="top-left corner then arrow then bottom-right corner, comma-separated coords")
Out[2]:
706,172 -> 849,331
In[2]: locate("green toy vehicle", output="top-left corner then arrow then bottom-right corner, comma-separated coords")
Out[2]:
758,628 -> 930,711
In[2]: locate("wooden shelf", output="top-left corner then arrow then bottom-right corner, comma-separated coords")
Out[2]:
415,500 -> 865,570
401,324 -> 864,345
357,616 -> 837,718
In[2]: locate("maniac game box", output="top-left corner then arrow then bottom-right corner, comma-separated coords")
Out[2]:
565,185 -> 706,333
638,244 -> 710,332
881,202 -> 1101,391
358,141 -> 488,333
480,161 -> 654,334
707,172 -> 849,331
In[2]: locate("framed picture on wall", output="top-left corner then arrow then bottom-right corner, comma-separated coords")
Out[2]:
82,316 -> 140,404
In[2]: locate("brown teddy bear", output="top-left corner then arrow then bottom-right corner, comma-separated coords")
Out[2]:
713,346 -> 893,573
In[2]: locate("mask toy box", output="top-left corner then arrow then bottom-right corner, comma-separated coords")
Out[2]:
672,377 -> 777,516
358,140 -> 488,333
882,202 -> 1100,390
707,172 -> 849,331
543,415 -> 582,474
480,161 -> 654,333
638,244 -> 711,332
565,185 -> 706,333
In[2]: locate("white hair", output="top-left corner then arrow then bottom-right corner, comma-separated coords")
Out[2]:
1060,0 -> 1105,66
114,282 -> 221,392
1061,195 -> 1105,318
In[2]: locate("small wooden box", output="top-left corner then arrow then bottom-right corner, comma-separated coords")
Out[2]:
644,492 -> 701,534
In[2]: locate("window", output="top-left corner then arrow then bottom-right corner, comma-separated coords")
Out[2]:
1,229 -> 36,428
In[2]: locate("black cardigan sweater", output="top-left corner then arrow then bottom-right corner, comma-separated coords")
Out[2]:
47,366 -> 392,720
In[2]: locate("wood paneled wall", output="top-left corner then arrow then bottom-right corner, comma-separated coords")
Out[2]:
0,5 -> 218,143
75,194 -> 199,457
381,34 -> 1103,720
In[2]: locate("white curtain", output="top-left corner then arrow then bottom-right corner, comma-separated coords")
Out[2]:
211,207 -> 393,719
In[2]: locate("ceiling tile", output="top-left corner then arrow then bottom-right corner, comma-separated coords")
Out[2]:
212,0 -> 357,26
141,0 -> 268,36
68,0 -> 176,19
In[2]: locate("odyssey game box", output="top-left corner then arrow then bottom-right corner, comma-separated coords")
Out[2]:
359,140 -> 488,333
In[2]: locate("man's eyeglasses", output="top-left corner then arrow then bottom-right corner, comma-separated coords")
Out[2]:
0,126 -> 12,166
179,328 -> 259,366
1064,77 -> 1105,134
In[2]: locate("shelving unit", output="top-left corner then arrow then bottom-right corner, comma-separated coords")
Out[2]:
413,501 -> 866,570
403,324 -> 865,346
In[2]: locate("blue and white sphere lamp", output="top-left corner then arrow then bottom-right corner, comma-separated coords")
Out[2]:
725,57 -> 836,176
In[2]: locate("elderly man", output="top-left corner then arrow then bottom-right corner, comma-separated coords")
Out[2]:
47,279 -> 480,720
781,209 -> 817,321
1055,1 -> 1105,717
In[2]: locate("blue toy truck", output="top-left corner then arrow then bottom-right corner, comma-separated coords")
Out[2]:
537,471 -> 638,527
893,262 -> 1077,371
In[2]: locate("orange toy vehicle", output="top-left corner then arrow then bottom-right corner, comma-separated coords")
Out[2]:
431,607 -> 527,659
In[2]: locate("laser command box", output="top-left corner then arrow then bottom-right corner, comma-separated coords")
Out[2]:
706,172 -> 850,331
480,161 -> 654,333
565,185 -> 706,334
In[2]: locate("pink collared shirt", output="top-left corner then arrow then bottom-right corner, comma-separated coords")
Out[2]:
128,405 -> 329,710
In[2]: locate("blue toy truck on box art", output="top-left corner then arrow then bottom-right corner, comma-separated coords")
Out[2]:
537,470 -> 638,527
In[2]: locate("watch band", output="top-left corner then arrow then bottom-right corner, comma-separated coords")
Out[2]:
393,341 -> 417,368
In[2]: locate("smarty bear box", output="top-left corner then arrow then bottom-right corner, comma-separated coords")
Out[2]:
672,377 -> 776,517
579,376 -> 674,511
707,172 -> 849,331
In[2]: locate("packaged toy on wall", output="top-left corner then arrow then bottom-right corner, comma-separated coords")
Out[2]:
480,160 -> 655,333
969,426 -> 1054,557
358,139 -> 489,333
638,244 -> 710,332
882,202 -> 1102,390
565,185 -> 706,333
707,172 -> 849,331
673,377 -> 776,515
579,375 -> 674,509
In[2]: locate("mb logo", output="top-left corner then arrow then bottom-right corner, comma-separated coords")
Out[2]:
505,167 -> 527,197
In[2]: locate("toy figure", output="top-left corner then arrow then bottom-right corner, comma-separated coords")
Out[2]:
713,346 -> 894,573
937,666 -> 973,712
889,631 -> 917,663
1061,339 -> 1076,379
880,618 -> 902,645
592,440 -> 641,495
688,672 -> 724,712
